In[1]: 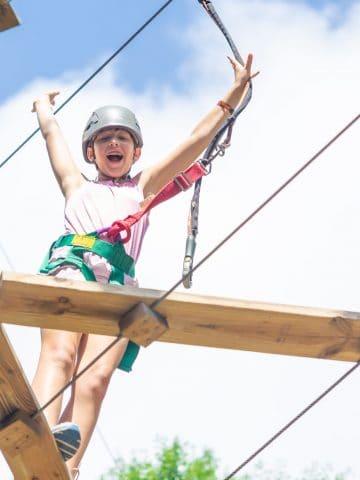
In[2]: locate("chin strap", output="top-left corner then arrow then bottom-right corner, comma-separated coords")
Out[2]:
182,0 -> 253,288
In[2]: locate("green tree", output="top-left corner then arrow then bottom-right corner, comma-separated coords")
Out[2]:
100,439 -> 350,480
101,439 -> 220,480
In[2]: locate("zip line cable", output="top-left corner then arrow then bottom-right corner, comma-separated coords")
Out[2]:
151,113 -> 360,309
0,240 -> 16,271
0,0 -> 174,171
96,425 -> 117,463
222,360 -> 360,480
32,334 -> 123,419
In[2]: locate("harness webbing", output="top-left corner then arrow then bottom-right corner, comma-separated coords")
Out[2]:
39,232 -> 139,372
40,233 -> 135,283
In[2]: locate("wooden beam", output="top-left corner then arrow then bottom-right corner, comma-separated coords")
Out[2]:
0,411 -> 41,458
1,271 -> 360,362
0,323 -> 71,479
0,0 -> 20,32
120,302 -> 168,347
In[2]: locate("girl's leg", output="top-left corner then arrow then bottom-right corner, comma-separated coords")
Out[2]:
31,328 -> 82,426
59,334 -> 129,469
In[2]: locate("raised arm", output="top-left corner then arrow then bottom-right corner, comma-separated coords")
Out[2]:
32,92 -> 84,199
138,54 -> 258,197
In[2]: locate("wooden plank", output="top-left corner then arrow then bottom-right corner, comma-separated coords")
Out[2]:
1,271 -> 360,361
0,324 -> 71,479
0,0 -> 20,32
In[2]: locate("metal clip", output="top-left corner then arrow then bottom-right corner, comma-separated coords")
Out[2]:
217,140 -> 231,157
199,159 -> 212,175
182,235 -> 196,289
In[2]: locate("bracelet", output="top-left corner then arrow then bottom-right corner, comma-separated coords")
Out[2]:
217,100 -> 234,115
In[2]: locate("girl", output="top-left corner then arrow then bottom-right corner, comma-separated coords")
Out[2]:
31,53 -> 257,478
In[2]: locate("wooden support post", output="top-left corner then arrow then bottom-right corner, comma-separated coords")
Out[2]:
0,323 -> 71,479
0,0 -> 20,32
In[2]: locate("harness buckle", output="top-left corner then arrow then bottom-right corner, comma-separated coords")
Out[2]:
199,159 -> 212,175
174,172 -> 193,191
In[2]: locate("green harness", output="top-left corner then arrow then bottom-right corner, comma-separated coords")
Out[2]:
39,232 -> 139,372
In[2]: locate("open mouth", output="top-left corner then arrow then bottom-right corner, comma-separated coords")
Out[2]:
107,154 -> 123,162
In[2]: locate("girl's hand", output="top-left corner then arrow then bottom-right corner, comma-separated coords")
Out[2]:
31,90 -> 60,112
227,54 -> 259,85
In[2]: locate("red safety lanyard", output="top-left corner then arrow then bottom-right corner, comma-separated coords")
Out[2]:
100,161 -> 208,243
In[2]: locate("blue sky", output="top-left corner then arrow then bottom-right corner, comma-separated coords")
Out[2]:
1,0 -> 356,104
1,0 -> 194,102
0,1 -> 360,479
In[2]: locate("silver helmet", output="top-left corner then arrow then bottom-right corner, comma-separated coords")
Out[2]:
82,105 -> 143,162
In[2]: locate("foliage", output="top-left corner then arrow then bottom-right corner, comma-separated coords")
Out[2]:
101,438 -> 219,480
100,439 -> 350,480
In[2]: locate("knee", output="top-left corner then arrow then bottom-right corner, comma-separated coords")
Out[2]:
41,342 -> 77,375
77,367 -> 113,403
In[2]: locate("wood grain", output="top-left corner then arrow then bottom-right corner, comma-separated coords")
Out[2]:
0,323 -> 71,479
2,271 -> 360,361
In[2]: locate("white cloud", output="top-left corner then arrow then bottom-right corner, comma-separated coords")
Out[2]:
0,1 -> 360,479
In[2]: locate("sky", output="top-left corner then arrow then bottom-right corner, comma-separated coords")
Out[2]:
0,0 -> 360,479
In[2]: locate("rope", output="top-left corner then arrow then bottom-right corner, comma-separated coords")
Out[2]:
182,0 -> 253,288
0,0 -> 174,170
222,360 -> 360,480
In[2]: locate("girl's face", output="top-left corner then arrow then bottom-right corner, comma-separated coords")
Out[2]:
87,127 -> 141,179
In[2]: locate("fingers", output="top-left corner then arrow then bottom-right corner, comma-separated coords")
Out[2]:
48,90 -> 60,97
245,53 -> 260,78
227,53 -> 259,81
227,55 -> 236,67
31,91 -> 60,112
245,52 -> 253,71
227,53 -> 251,69
47,90 -> 60,106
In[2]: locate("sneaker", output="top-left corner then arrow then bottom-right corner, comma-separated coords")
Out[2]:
52,422 -> 81,462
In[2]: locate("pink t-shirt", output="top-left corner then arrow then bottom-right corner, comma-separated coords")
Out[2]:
50,177 -> 149,286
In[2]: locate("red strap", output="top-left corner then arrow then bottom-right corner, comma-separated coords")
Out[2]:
107,161 -> 207,243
